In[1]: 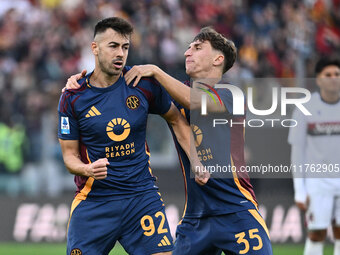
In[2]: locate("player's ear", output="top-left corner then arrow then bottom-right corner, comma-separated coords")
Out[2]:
91,41 -> 99,56
213,54 -> 224,68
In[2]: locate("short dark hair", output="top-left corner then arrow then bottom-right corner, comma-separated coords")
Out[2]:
315,57 -> 340,75
193,27 -> 237,73
94,17 -> 133,38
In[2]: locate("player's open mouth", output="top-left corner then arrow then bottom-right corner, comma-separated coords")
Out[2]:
113,61 -> 123,69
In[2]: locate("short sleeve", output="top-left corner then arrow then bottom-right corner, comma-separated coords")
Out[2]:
57,92 -> 80,140
139,78 -> 172,115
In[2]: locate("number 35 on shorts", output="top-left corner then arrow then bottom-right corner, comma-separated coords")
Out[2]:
140,211 -> 169,236
235,228 -> 263,254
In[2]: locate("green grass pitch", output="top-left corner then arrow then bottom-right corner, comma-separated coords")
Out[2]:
0,243 -> 334,254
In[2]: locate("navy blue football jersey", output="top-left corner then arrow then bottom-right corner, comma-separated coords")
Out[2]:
170,81 -> 258,218
58,66 -> 171,201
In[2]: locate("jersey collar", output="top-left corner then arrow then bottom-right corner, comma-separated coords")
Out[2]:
85,71 -> 125,93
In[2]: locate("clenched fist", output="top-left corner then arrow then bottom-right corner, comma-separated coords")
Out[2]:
86,158 -> 110,180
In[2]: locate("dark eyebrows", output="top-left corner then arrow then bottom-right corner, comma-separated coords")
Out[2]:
324,71 -> 340,76
108,41 -> 130,47
188,41 -> 202,49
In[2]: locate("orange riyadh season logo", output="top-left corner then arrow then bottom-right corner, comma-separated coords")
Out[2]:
106,118 -> 131,142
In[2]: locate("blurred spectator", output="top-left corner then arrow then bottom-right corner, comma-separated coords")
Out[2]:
0,116 -> 26,196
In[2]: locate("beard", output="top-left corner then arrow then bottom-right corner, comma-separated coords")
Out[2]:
98,53 -> 123,77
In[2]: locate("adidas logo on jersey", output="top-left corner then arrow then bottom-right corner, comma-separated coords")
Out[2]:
85,106 -> 101,118
157,235 -> 171,247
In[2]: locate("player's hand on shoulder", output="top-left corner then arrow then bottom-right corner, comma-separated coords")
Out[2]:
125,64 -> 159,87
192,162 -> 210,185
86,158 -> 109,180
61,69 -> 87,93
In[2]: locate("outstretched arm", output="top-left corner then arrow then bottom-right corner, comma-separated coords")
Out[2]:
124,65 -> 226,112
162,103 -> 210,185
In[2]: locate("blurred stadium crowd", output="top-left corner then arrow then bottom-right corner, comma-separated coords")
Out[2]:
0,0 -> 339,196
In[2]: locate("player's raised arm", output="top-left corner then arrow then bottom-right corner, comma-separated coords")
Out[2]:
59,139 -> 109,180
125,65 -> 190,109
162,103 -> 210,185
124,64 -> 226,113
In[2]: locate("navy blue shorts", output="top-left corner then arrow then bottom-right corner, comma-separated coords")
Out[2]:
173,209 -> 272,255
67,191 -> 173,255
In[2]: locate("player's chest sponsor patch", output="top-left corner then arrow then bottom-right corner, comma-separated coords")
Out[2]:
79,99 -> 147,143
106,118 -> 131,142
308,122 -> 340,136
126,95 -> 140,110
